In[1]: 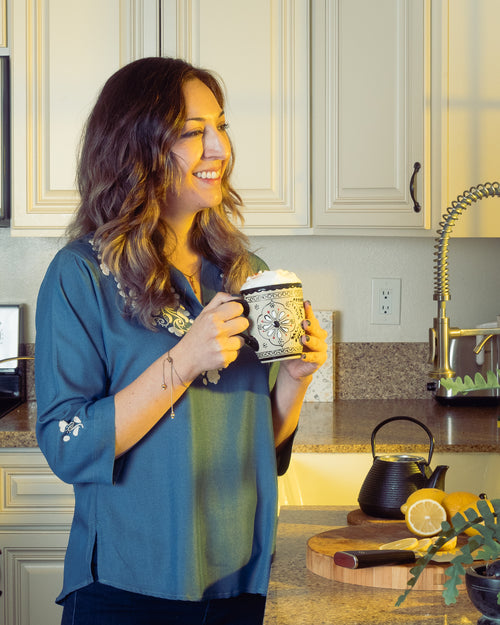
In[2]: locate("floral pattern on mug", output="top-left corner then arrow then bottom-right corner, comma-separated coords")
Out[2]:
257,302 -> 294,346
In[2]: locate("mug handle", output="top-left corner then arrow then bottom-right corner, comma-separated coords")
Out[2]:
230,297 -> 259,351
230,296 -> 250,317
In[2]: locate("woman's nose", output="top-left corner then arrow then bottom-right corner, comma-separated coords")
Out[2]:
203,127 -> 230,160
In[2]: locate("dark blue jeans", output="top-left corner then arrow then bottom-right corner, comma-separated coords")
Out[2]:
61,582 -> 266,625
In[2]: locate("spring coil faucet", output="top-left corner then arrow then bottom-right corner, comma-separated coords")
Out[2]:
429,182 -> 500,384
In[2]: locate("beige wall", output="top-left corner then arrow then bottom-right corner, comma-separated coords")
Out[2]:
2,229 -> 500,345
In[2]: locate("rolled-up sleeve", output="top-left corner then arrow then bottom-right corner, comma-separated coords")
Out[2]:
35,248 -> 117,485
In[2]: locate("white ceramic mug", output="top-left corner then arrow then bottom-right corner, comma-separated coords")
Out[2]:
238,273 -> 305,363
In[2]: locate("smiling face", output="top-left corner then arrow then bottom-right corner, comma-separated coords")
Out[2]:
166,78 -> 232,222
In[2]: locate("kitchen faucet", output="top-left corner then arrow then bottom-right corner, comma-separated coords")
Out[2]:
428,182 -> 500,388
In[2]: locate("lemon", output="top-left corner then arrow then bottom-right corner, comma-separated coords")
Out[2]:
404,498 -> 447,537
379,537 -> 419,551
442,491 -> 493,536
442,491 -> 479,521
459,498 -> 494,536
400,488 -> 447,515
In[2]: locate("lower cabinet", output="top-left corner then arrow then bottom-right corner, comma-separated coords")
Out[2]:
0,449 -> 74,625
2,532 -> 68,625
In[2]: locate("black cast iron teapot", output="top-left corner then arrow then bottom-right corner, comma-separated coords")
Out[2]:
358,416 -> 449,519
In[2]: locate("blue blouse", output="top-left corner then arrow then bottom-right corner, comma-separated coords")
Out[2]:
35,237 -> 282,603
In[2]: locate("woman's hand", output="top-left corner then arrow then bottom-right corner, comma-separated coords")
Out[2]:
177,292 -> 249,379
114,292 -> 248,457
270,301 -> 328,448
281,300 -> 328,381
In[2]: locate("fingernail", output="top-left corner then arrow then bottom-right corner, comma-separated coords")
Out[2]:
303,335 -> 311,343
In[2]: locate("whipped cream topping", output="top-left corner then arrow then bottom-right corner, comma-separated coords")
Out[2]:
240,269 -> 301,290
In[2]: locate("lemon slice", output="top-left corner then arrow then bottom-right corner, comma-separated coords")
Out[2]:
429,549 -> 461,563
379,537 -> 419,551
415,538 -> 433,552
405,499 -> 447,537
431,535 -> 458,551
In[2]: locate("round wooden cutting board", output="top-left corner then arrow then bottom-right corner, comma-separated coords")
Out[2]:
306,523 -> 469,591
347,508 -> 405,525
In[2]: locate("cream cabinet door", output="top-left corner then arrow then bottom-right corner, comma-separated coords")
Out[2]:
10,0 -> 159,236
312,0 -> 430,233
161,0 -> 310,233
0,449 -> 73,625
0,0 -> 6,49
436,0 -> 500,237
1,533 -> 68,625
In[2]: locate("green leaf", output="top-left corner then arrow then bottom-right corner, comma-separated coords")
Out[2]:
443,567 -> 463,605
439,369 -> 500,396
396,494 -> 500,608
477,499 -> 495,524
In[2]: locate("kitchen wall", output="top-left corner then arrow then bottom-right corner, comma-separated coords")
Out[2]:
2,228 -> 500,345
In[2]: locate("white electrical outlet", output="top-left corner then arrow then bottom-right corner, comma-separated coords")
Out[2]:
371,278 -> 401,325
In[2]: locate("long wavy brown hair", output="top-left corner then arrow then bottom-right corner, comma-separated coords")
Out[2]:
67,57 -> 253,329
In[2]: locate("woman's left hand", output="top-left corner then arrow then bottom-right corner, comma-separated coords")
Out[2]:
281,301 -> 328,380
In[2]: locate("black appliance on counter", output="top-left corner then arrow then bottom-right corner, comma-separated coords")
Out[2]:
0,305 -> 25,419
0,372 -> 23,418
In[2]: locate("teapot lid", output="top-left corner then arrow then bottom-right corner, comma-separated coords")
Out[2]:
377,454 -> 427,463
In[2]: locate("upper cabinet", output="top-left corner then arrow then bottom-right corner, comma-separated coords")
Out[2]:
9,0 -> 309,236
10,0 -> 159,235
0,0 -> 6,49
8,0 -> 500,237
434,0 -> 500,237
311,0 -> 430,234
161,0 -> 310,234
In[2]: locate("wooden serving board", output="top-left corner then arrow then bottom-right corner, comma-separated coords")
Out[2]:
347,508 -> 405,525
306,523 -> 472,591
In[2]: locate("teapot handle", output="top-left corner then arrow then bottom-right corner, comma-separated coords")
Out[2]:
370,416 -> 435,464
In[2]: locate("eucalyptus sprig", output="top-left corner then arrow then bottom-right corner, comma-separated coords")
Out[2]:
396,498 -> 500,607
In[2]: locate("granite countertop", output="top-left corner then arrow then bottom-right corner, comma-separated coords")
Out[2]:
294,399 -> 500,453
1,399 -> 500,452
265,506 -> 479,625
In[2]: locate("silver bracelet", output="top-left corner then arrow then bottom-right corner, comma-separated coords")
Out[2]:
161,350 -> 188,418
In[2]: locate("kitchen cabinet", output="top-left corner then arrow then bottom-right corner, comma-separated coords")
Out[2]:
10,0 -> 159,235
10,0 -> 310,236
0,449 -> 73,625
9,0 -> 500,238
161,0 -> 310,233
0,0 -> 6,49
311,0 -> 431,234
434,0 -> 500,237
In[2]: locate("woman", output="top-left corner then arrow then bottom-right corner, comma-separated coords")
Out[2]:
35,57 -> 327,625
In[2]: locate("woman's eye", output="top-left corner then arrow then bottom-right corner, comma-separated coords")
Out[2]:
218,122 -> 230,132
181,129 -> 203,139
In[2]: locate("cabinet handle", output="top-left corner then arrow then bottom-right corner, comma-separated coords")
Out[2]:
410,162 -> 421,212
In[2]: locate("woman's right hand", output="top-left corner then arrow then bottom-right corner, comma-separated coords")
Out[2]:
177,292 -> 249,378
114,292 -> 248,456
